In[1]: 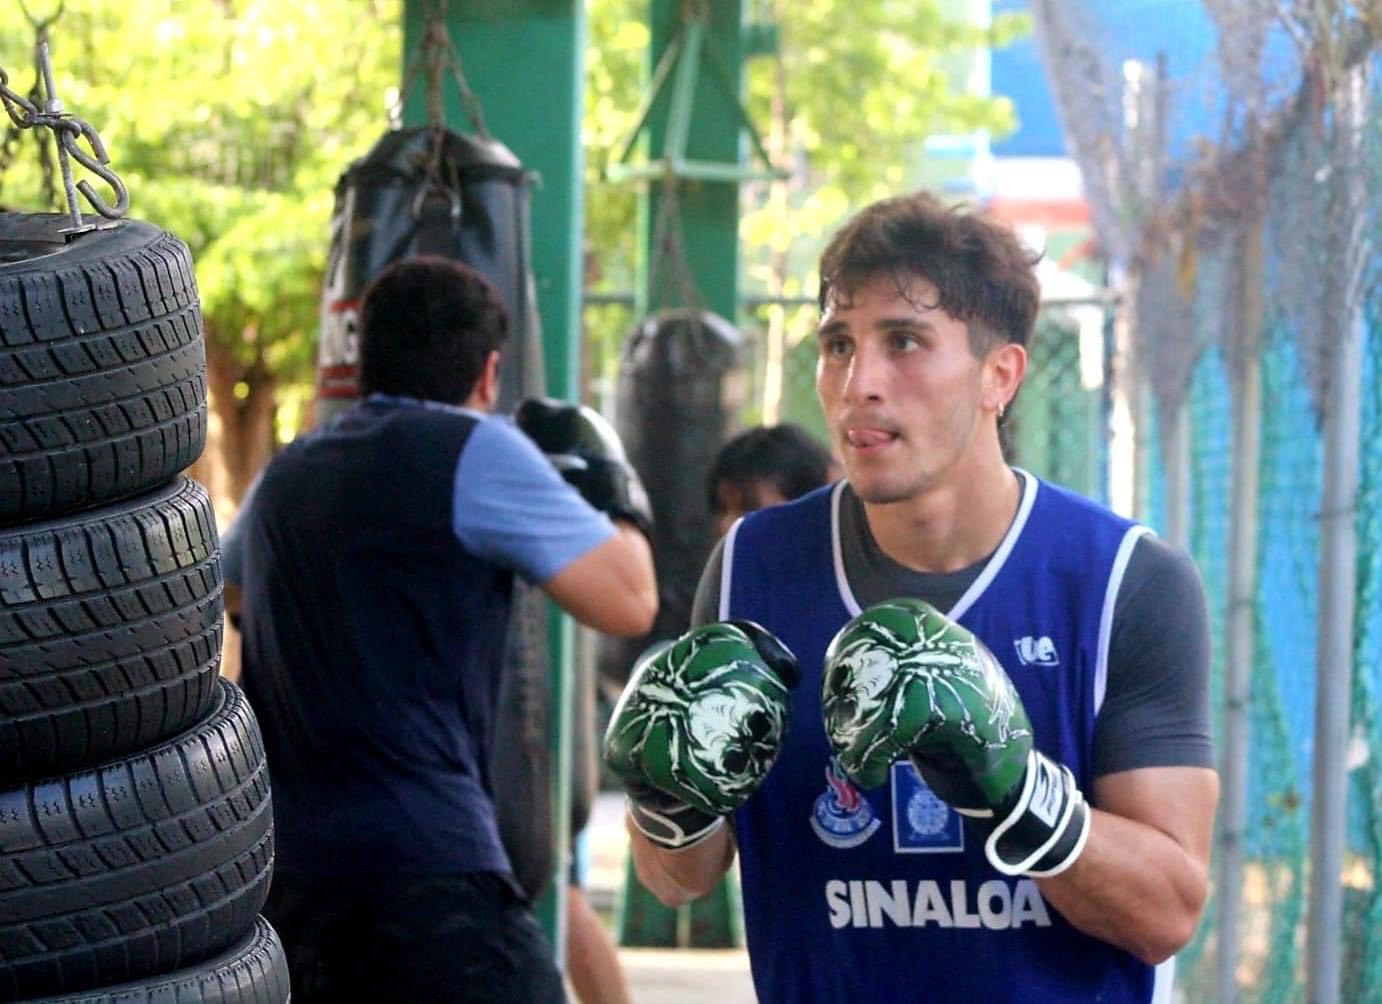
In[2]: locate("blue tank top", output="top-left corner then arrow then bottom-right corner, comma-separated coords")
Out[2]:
723,471 -> 1166,1003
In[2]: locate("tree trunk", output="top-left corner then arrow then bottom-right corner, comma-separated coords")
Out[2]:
192,325 -> 279,686
201,330 -> 278,512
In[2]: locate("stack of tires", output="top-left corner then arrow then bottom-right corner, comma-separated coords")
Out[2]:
0,215 -> 286,1002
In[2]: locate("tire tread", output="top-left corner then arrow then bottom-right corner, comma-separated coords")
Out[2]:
0,679 -> 273,1000
0,224 -> 207,525
0,479 -> 223,783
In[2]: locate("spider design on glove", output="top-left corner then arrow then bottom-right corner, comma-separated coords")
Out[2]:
608,625 -> 793,816
822,599 -> 1030,786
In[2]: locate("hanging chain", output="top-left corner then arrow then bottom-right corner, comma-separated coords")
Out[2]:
0,3 -> 128,230
392,0 -> 498,222
0,1 -> 62,209
646,172 -> 704,313
0,65 -> 41,194
394,0 -> 492,139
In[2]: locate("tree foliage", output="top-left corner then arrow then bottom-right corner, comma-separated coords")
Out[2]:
2,0 -> 1026,427
582,0 -> 1029,295
0,0 -> 400,385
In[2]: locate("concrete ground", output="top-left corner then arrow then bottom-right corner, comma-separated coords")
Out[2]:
584,792 -> 757,1004
620,948 -> 757,1004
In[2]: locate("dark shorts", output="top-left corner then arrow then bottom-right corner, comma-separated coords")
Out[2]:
264,871 -> 567,1004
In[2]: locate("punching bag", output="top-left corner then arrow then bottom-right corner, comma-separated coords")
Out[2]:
313,126 -> 555,900
315,126 -> 545,419
598,310 -> 742,684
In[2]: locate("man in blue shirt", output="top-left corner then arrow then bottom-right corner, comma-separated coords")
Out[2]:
235,257 -> 656,1003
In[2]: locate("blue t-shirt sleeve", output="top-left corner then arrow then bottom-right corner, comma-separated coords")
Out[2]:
453,416 -> 616,583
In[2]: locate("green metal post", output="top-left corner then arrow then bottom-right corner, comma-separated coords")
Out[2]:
402,0 -> 585,957
639,0 -> 745,320
617,0 -> 748,950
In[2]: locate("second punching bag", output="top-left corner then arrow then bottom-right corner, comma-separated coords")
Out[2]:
598,310 -> 743,684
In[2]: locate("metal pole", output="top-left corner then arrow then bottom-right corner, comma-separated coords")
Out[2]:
642,0 -> 745,323
1305,61 -> 1368,1004
1107,267 -> 1139,517
619,0 -> 747,950
1216,209 -> 1265,1004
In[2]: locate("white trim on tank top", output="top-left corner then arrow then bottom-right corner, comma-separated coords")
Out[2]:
830,468 -> 1041,620
1094,524 -> 1152,715
1152,956 -> 1175,1003
718,516 -> 744,622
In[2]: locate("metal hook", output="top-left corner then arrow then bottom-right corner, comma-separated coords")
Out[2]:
0,67 -> 38,127
410,179 -> 462,224
59,120 -> 128,219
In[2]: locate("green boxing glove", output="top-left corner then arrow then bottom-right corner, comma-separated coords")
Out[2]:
604,620 -> 800,850
821,598 -> 1090,878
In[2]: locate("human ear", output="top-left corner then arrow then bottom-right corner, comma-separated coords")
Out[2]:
984,342 -> 1027,417
467,350 -> 502,411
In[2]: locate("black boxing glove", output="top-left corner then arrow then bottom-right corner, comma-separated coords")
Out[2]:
514,397 -> 653,539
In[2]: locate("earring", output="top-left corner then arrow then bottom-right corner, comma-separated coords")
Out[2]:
997,402 -> 1006,420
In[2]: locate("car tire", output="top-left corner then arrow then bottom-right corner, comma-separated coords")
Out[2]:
0,677 -> 273,1000
0,214 -> 207,526
25,916 -> 289,1003
0,477 -> 222,784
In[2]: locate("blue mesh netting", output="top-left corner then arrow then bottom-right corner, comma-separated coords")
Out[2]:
1245,330 -> 1317,999
1025,3 -> 1381,996
1187,346 -> 1231,719
1348,301 -> 1382,1002
1172,343 -> 1230,1001
1143,399 -> 1167,536
1252,332 -> 1320,821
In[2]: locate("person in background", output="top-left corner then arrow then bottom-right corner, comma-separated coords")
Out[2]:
565,830 -> 630,1004
233,256 -> 656,1003
222,391 -> 641,1004
707,423 -> 837,538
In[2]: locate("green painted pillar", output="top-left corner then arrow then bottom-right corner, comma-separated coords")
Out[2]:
401,0 -> 585,956
618,0 -> 748,951
403,1 -> 585,400
639,0 -> 745,319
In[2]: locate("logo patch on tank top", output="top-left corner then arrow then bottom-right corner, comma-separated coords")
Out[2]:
1014,635 -> 1060,667
811,758 -> 881,848
891,762 -> 964,853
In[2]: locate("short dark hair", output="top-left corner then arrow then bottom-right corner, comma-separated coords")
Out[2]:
817,191 -> 1042,353
707,424 -> 834,511
359,256 -> 509,403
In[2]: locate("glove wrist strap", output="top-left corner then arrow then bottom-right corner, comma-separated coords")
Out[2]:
626,797 -> 726,851
984,750 -> 1090,877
